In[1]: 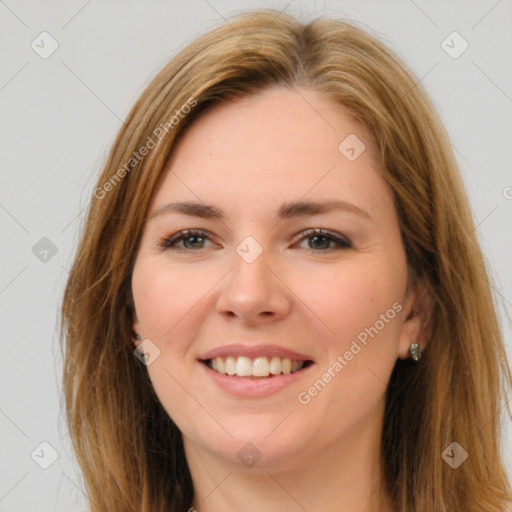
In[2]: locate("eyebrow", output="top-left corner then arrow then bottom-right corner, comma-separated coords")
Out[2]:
146,199 -> 371,222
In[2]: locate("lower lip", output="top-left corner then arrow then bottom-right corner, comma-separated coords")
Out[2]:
200,362 -> 314,398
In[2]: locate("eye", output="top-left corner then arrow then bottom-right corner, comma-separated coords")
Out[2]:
157,228 -> 351,253
157,229 -> 214,251
293,228 -> 352,252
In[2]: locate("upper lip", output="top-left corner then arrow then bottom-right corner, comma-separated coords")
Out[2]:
199,344 -> 314,362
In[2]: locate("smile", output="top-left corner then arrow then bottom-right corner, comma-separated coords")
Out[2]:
198,343 -> 315,397
205,356 -> 313,378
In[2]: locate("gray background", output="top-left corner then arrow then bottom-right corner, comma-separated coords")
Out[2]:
1,0 -> 511,510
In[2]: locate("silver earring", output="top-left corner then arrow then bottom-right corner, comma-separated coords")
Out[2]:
133,333 -> 141,341
409,342 -> 422,361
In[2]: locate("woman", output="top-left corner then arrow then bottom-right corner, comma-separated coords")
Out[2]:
59,8 -> 512,512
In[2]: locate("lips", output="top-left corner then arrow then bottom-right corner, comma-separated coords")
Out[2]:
198,344 -> 315,379
199,344 -> 316,399
199,343 -> 314,362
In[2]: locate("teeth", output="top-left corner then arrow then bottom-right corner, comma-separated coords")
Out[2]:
236,356 -> 253,377
269,356 -> 281,375
291,360 -> 302,372
252,357 -> 270,377
225,356 -> 236,376
209,356 -> 306,377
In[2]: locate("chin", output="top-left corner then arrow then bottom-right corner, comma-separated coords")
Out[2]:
184,415 -> 316,470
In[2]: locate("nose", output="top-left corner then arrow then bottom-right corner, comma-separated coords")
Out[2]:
215,244 -> 291,325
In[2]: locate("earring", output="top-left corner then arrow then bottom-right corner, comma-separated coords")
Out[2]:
409,342 -> 422,361
133,332 -> 142,341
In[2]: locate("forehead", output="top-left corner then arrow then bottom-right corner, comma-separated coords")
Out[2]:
149,86 -> 389,221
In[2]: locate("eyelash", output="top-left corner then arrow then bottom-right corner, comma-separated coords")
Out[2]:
157,228 -> 352,253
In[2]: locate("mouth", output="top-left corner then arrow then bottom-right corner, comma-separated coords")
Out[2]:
202,356 -> 314,378
198,344 -> 316,397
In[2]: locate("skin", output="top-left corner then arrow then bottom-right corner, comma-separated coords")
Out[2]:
131,85 -> 431,512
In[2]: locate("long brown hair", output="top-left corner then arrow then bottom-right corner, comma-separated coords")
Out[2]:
59,8 -> 512,511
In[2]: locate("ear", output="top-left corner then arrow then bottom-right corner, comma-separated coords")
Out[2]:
397,280 -> 433,360
131,309 -> 141,347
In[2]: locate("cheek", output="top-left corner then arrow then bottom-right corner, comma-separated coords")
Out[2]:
301,260 -> 405,418
131,259 -> 207,423
132,259 -> 213,339
301,257 -> 404,342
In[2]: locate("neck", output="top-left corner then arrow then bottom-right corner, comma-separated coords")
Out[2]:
184,401 -> 395,512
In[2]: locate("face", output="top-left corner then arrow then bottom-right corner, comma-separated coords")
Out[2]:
131,85 -> 421,471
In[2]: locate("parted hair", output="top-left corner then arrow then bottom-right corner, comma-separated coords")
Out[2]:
59,8 -> 512,512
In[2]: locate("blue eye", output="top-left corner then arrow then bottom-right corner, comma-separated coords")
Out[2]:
158,229 -> 212,250
294,228 -> 352,251
158,228 -> 352,253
